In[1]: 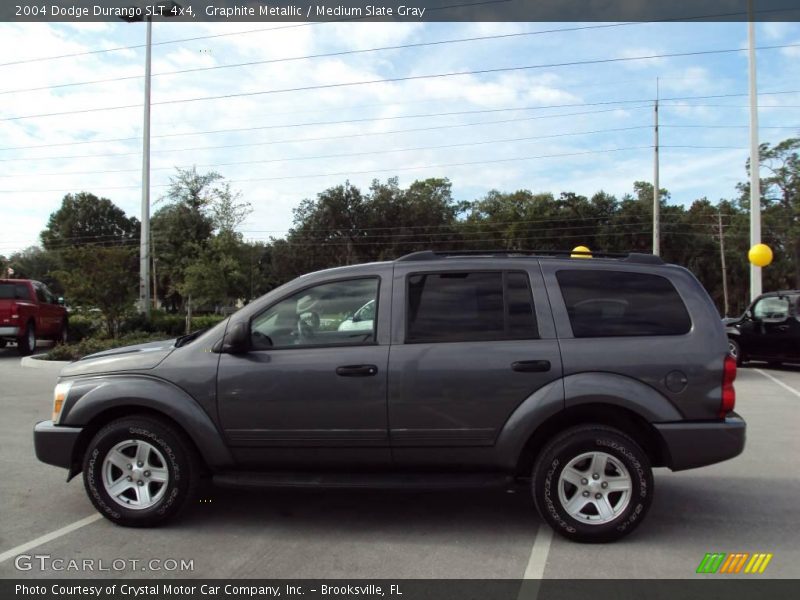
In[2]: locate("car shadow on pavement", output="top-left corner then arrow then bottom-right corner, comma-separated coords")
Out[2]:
178,485 -> 540,536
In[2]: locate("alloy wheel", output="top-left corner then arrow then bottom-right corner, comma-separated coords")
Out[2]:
101,439 -> 169,510
557,451 -> 632,525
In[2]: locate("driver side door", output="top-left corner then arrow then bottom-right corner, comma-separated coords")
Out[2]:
216,271 -> 392,468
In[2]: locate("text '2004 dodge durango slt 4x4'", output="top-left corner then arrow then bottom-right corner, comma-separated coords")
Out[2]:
34,250 -> 745,542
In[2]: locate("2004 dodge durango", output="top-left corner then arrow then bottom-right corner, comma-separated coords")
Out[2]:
34,250 -> 745,542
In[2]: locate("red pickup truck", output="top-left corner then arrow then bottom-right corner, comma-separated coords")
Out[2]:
0,279 -> 68,355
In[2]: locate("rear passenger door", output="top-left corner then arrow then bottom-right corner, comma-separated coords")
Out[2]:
388,263 -> 563,464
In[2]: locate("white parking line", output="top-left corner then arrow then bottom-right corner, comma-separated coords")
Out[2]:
517,524 -> 553,600
0,514 -> 102,564
754,368 -> 800,398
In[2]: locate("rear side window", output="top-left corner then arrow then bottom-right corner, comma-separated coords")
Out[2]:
406,271 -> 538,343
556,270 -> 691,337
0,283 -> 30,300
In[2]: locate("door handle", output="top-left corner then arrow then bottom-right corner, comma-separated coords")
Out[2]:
336,364 -> 378,377
512,360 -> 551,373
777,325 -> 790,332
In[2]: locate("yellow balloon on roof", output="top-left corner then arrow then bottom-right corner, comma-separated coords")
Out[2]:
748,244 -> 773,267
571,245 -> 592,258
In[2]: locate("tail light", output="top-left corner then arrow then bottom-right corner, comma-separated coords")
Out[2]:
720,354 -> 737,417
10,302 -> 19,318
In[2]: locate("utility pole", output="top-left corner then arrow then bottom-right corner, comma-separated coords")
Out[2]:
139,15 -> 153,318
718,209 -> 729,317
151,228 -> 158,311
653,77 -> 660,256
748,0 -> 762,301
120,2 -> 181,317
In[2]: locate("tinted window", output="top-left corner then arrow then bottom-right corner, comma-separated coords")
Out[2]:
0,283 -> 30,300
406,271 -> 538,343
33,285 -> 47,303
557,270 -> 691,337
753,296 -> 790,321
251,278 -> 378,349
507,272 -> 538,338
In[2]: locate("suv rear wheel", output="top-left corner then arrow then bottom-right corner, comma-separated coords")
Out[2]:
82,416 -> 199,527
532,425 -> 653,543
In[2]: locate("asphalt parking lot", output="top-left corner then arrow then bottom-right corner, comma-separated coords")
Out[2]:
0,345 -> 798,580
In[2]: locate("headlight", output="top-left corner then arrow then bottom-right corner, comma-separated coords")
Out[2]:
52,381 -> 72,424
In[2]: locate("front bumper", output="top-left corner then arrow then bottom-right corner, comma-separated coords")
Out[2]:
34,420 -> 82,471
0,326 -> 20,337
655,413 -> 746,471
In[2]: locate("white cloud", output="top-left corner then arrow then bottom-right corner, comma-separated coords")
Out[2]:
1,21 -> 799,255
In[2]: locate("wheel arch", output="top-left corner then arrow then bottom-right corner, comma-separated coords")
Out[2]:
61,375 -> 234,480
514,403 -> 670,477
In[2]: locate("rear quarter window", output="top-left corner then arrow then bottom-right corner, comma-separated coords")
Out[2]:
0,283 -> 31,300
556,270 -> 691,337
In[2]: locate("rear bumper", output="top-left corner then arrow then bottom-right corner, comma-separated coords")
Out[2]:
34,420 -> 82,470
0,326 -> 20,337
655,413 -> 746,471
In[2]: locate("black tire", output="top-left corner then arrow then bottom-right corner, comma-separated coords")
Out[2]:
16,322 -> 35,356
728,338 -> 744,366
532,425 -> 653,543
82,415 -> 200,527
56,320 -> 68,345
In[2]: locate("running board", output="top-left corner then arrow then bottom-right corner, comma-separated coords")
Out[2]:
213,471 -> 514,491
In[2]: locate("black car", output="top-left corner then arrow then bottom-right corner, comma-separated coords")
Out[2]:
726,290 -> 800,366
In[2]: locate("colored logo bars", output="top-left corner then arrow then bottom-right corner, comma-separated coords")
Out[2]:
696,553 -> 773,574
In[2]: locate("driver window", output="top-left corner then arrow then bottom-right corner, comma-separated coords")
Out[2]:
250,278 -> 379,349
753,296 -> 790,321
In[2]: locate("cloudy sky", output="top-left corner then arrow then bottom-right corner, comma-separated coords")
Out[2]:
1,19 -> 799,255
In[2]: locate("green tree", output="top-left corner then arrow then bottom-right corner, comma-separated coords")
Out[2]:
41,192 -> 139,250
55,246 -> 138,336
3,246 -> 63,291
152,167 -> 222,311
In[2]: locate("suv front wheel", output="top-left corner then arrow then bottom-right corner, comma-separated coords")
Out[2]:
83,416 -> 199,527
532,425 -> 653,543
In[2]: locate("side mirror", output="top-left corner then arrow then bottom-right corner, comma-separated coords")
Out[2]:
744,310 -> 753,320
57,297 -> 65,306
220,321 -> 250,354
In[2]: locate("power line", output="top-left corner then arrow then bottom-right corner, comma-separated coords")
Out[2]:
3,89 -> 799,157
0,23 -> 649,95
0,146 -> 651,193
4,44 -> 799,122
2,210 -> 748,247
0,125 -> 650,178
0,22 -> 321,67
0,105 -> 651,162
5,3 -> 793,68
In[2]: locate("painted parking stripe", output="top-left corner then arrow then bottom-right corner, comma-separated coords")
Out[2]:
517,525 -> 553,600
0,514 -> 102,564
754,369 -> 800,399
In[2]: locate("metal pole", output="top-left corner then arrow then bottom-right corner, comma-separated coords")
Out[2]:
748,0 -> 762,301
718,209 -> 729,317
151,228 -> 157,311
139,16 -> 152,318
653,78 -> 660,256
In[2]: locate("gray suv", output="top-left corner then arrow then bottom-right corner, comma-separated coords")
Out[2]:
34,250 -> 745,542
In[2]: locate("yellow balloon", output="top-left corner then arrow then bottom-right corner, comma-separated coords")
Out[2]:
571,245 -> 592,258
748,244 -> 773,267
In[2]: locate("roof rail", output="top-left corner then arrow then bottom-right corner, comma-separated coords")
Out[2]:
395,249 -> 664,265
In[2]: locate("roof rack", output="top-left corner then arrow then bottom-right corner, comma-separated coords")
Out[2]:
395,249 -> 664,265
